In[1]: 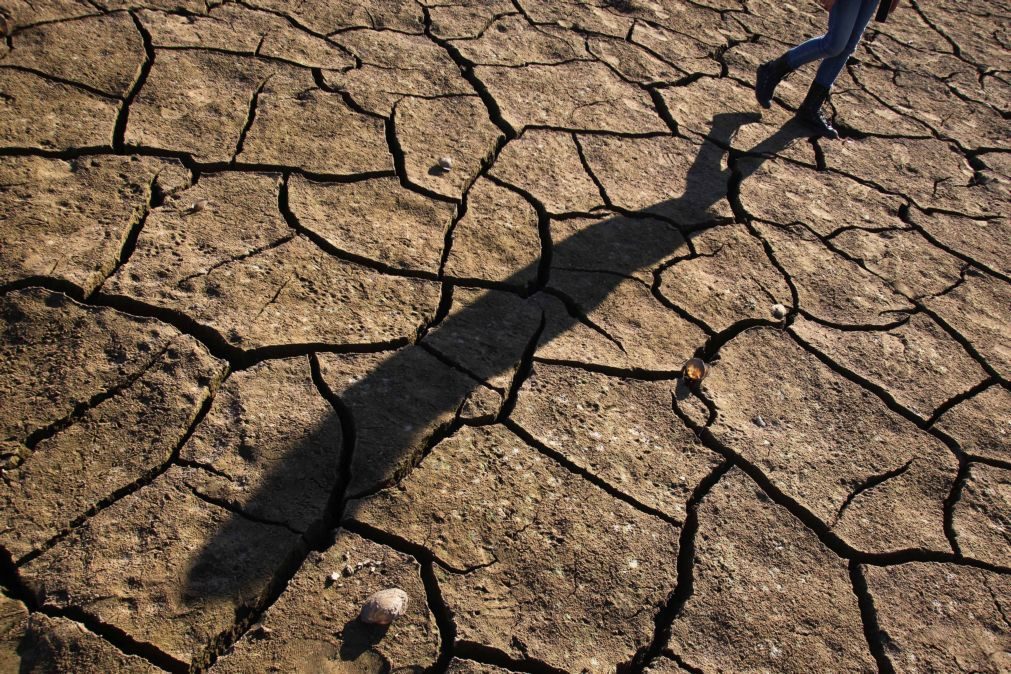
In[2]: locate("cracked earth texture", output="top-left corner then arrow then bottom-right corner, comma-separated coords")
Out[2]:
0,0 -> 1008,672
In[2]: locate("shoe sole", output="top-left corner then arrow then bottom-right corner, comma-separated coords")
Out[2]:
755,66 -> 774,109
795,114 -> 839,140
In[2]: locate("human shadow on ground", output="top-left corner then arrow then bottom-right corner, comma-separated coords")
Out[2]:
182,112 -> 810,625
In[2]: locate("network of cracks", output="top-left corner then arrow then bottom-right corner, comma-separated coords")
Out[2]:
0,0 -> 1009,672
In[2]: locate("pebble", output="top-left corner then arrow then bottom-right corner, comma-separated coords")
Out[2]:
771,304 -> 788,319
438,156 -> 453,171
359,588 -> 409,626
753,415 -> 767,428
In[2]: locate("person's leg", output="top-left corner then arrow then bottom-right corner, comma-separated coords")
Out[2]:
755,0 -> 862,108
796,0 -> 879,138
785,0 -> 862,70
812,0 -> 879,88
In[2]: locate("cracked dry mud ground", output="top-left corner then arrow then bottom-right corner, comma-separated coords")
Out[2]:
0,1 -> 1008,673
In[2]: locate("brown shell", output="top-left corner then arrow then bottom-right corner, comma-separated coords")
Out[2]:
682,357 -> 709,382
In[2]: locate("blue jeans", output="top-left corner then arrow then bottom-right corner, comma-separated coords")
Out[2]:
786,0 -> 879,88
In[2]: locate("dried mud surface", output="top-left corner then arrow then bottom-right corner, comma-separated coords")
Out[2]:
0,0 -> 1008,672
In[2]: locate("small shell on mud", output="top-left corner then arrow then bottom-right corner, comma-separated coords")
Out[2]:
771,303 -> 788,319
250,622 -> 272,638
438,156 -> 453,171
180,199 -> 209,217
681,357 -> 709,383
359,588 -> 409,626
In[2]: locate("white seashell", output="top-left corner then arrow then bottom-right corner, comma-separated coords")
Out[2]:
359,588 -> 408,625
250,622 -> 272,638
438,156 -> 453,171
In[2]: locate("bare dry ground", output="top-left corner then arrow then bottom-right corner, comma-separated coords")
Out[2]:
0,0 -> 1009,672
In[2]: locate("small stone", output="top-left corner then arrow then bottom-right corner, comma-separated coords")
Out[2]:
753,415 -> 767,428
682,358 -> 709,383
359,588 -> 409,626
438,156 -> 453,171
771,304 -> 788,319
327,571 -> 341,584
